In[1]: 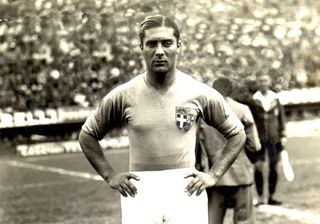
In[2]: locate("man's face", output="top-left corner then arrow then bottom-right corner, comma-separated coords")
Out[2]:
258,76 -> 271,92
141,26 -> 181,75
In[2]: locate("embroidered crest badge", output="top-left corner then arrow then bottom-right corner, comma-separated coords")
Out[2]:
176,106 -> 197,131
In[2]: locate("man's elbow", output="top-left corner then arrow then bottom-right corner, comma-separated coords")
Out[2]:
78,130 -> 88,145
238,128 -> 246,145
78,130 -> 97,149
231,128 -> 246,149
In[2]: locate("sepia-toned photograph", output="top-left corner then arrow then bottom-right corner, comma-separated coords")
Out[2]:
0,0 -> 319,223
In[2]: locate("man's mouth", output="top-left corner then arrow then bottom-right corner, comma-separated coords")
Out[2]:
153,60 -> 167,66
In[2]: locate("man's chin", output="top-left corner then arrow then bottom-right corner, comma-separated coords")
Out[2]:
152,67 -> 168,74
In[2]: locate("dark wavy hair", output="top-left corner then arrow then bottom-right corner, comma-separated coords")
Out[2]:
212,77 -> 234,97
139,15 -> 180,47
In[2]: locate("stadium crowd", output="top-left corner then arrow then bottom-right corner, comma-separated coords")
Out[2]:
1,0 -> 320,113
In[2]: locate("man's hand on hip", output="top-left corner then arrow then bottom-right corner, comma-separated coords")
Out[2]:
184,170 -> 218,196
108,172 -> 140,198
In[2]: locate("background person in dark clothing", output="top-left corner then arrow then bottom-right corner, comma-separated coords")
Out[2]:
197,78 -> 261,224
252,74 -> 286,205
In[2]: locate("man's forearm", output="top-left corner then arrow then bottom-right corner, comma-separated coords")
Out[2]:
78,130 -> 115,182
208,129 -> 246,180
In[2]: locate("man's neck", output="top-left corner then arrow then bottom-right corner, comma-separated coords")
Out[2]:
260,89 -> 269,96
146,69 -> 176,93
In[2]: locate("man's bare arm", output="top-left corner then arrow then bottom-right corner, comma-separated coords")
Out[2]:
184,129 -> 246,196
78,130 -> 139,197
79,130 -> 116,181
207,128 -> 246,180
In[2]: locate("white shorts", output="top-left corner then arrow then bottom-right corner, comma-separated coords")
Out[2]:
120,168 -> 208,224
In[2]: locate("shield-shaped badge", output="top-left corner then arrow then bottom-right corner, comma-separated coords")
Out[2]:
176,106 -> 197,131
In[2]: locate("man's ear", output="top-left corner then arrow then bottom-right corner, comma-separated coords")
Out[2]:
176,40 -> 182,55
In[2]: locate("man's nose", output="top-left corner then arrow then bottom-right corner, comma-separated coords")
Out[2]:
155,43 -> 165,56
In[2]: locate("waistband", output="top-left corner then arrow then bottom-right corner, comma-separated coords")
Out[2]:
130,167 -> 195,176
130,161 -> 195,172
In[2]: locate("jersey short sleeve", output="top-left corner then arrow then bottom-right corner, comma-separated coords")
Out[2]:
81,88 -> 126,140
201,90 -> 244,139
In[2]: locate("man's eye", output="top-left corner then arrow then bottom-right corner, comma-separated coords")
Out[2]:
163,41 -> 173,47
146,42 -> 156,48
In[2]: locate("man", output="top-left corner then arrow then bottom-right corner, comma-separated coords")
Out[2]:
78,15 -> 245,224
197,78 -> 261,224
252,74 -> 286,205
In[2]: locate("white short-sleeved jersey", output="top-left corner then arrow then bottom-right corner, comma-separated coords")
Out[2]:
82,70 -> 243,171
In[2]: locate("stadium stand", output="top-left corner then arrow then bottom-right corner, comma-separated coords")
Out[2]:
0,0 -> 320,145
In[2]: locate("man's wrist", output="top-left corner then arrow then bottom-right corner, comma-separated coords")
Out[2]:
281,136 -> 287,143
207,170 -> 219,181
102,171 -> 116,184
